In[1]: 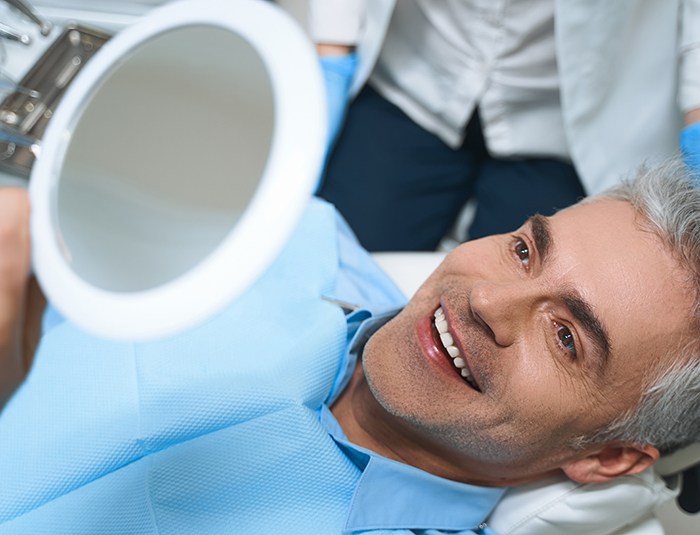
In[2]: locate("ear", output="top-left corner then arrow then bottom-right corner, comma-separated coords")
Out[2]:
561,444 -> 660,484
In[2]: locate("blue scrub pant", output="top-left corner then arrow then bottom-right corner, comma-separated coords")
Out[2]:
318,85 -> 586,251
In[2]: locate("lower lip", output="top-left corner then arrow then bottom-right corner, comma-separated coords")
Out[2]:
416,314 -> 466,384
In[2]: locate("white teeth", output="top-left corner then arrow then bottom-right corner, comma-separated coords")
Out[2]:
435,318 -> 448,333
433,306 -> 477,389
439,332 -> 454,347
461,367 -> 478,390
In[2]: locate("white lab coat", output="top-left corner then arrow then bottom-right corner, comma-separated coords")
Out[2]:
313,0 -> 700,194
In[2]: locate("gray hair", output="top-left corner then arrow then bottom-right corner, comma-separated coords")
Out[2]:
577,158 -> 700,455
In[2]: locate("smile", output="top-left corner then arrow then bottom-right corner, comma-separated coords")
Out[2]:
433,307 -> 480,391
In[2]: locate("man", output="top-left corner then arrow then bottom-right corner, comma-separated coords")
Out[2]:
0,160 -> 699,533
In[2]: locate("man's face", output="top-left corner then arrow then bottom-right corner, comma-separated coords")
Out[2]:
362,199 -> 693,484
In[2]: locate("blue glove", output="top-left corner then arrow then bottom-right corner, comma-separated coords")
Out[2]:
681,121 -> 700,183
319,53 -> 358,148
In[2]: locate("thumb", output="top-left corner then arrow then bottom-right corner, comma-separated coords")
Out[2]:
0,188 -> 31,409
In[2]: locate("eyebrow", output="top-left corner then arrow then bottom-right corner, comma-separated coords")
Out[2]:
529,214 -> 552,265
526,215 -> 612,369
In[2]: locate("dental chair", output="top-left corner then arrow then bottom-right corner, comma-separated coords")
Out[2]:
374,252 -> 700,534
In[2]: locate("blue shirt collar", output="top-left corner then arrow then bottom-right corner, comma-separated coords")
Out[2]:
320,406 -> 505,533
321,312 -> 505,533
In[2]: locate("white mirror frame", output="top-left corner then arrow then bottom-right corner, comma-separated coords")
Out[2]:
30,0 -> 326,340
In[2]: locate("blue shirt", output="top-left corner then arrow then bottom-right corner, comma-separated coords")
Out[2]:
0,199 -> 504,533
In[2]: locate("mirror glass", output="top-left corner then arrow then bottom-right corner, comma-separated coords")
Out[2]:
56,25 -> 274,292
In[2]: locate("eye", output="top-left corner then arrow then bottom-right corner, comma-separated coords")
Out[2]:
555,322 -> 577,359
513,237 -> 530,268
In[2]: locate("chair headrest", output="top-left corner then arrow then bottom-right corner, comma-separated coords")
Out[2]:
655,443 -> 700,514
655,443 -> 700,476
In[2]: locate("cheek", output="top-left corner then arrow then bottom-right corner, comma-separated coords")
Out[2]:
408,275 -> 444,310
361,318 -> 414,390
361,328 -> 389,373
497,354 -> 591,437
361,326 -> 423,416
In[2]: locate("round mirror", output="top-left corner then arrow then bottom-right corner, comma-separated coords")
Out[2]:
30,0 -> 326,339
57,25 -> 274,293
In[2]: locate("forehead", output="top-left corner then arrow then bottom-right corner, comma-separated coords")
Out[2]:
547,200 -> 692,370
550,200 -> 676,297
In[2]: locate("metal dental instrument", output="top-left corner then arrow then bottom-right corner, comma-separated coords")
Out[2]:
0,68 -> 40,98
0,127 -> 39,167
0,22 -> 31,45
0,126 -> 37,147
0,24 -> 110,178
3,0 -> 52,37
321,295 -> 361,314
0,79 -> 39,98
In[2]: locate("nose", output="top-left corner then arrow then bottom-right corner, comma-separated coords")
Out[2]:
469,280 -> 539,347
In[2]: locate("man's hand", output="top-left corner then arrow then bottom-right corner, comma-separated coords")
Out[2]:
681,109 -> 700,181
317,44 -> 358,149
0,188 -> 36,410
